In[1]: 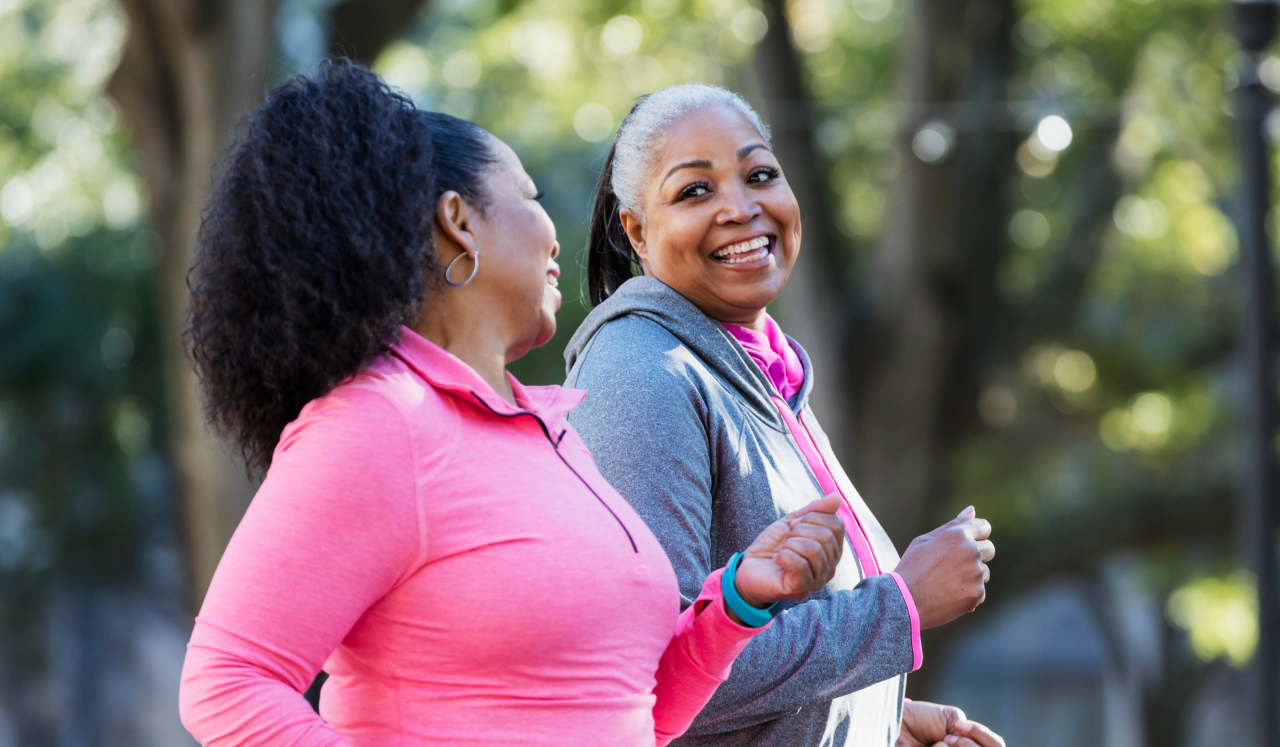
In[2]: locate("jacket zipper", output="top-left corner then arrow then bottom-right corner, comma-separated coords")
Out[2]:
470,392 -> 639,553
770,396 -> 882,576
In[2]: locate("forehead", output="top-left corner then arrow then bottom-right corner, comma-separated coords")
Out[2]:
488,134 -> 530,183
654,105 -> 767,166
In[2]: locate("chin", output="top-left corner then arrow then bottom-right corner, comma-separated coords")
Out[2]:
725,277 -> 786,309
532,316 -> 557,349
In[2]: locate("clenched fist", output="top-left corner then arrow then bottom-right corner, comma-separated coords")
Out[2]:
730,494 -> 846,616
893,506 -> 994,629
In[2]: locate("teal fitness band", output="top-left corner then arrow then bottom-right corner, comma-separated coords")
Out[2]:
722,552 -> 779,628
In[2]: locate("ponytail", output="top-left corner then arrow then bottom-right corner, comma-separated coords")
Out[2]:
586,140 -> 640,307
187,60 -> 497,475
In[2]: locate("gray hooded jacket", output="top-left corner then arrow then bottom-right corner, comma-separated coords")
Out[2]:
564,277 -> 915,747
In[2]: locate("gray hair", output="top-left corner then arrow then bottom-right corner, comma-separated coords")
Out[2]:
609,84 -> 771,216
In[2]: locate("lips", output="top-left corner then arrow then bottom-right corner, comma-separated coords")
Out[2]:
711,235 -> 772,265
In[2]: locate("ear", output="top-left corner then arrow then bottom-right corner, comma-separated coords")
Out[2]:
618,207 -> 647,261
434,191 -> 480,261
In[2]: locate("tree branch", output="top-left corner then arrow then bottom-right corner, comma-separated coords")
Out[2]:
989,485 -> 1233,598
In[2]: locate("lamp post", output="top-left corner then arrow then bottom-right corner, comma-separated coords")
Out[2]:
1232,3 -> 1279,745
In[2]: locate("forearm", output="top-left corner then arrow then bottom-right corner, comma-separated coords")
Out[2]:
652,568 -> 765,744
682,574 -> 916,735
180,620 -> 351,747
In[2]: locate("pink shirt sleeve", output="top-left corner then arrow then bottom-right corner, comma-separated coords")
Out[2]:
178,388 -> 421,747
652,568 -> 768,745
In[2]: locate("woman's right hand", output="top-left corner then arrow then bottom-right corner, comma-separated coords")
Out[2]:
731,494 -> 846,613
893,506 -> 994,629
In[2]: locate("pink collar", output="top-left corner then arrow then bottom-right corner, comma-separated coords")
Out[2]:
722,314 -> 805,401
388,326 -> 586,423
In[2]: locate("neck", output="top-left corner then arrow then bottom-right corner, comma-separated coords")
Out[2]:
412,303 -> 516,405
707,305 -> 767,332
720,311 -> 767,332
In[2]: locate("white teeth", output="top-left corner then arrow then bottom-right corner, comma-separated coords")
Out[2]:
547,274 -> 559,288
720,248 -> 769,264
713,236 -> 771,260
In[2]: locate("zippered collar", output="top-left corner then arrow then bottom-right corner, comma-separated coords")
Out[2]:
388,326 -> 637,552
389,326 -> 586,425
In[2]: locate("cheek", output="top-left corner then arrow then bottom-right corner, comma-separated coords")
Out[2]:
767,197 -> 802,262
650,217 -> 708,270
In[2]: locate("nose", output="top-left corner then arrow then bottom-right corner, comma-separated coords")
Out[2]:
550,241 -> 560,261
716,183 -> 761,226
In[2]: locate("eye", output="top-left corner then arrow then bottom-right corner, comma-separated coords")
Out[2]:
533,190 -> 545,201
676,182 -> 710,201
747,167 -> 779,184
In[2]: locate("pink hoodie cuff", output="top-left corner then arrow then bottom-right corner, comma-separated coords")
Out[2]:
652,568 -> 770,745
887,572 -> 923,672
678,568 -> 770,676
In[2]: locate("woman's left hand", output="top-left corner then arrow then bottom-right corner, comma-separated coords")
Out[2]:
898,700 -> 1005,747
733,494 -> 845,609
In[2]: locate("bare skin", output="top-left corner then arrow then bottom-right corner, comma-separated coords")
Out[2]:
898,700 -> 1006,747
894,506 -> 995,629
411,132 -> 846,621
620,104 -> 1001,742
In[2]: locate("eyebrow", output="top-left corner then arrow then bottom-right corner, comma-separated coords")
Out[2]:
659,143 -> 772,188
661,159 -> 712,187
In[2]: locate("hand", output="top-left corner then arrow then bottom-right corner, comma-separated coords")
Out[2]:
892,506 -> 995,629
731,494 -> 845,613
898,700 -> 1005,747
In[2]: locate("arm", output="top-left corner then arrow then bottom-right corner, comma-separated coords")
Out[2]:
652,495 -> 846,744
179,388 -> 421,746
652,568 -> 759,746
568,326 -> 914,733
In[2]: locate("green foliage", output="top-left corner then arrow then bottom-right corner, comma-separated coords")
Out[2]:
1168,569 -> 1258,667
955,1 -> 1242,527
0,0 -> 164,673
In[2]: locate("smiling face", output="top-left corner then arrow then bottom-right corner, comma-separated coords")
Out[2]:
618,104 -> 802,328
440,135 -> 561,360
484,137 -> 561,357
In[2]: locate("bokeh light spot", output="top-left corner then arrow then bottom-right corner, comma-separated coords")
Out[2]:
573,103 -> 614,143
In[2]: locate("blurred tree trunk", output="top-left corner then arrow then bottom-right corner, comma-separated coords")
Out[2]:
753,0 -> 1021,544
328,0 -> 431,64
852,0 -> 1020,544
753,0 -> 853,455
109,0 -> 429,612
108,0 -> 279,614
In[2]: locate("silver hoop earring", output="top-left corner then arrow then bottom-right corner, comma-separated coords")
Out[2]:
444,252 -> 479,287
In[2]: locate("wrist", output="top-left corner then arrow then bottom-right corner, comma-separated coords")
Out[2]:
733,574 -> 770,609
720,552 -> 778,628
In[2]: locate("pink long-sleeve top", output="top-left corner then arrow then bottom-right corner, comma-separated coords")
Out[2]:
178,327 -> 765,747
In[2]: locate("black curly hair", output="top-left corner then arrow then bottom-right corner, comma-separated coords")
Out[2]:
186,59 -> 498,475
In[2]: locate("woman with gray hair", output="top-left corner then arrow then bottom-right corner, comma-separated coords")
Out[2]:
565,84 -> 1005,747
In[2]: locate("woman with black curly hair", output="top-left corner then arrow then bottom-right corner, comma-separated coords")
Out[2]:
176,61 -> 847,747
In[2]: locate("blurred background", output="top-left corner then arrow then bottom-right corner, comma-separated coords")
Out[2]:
0,0 -> 1276,744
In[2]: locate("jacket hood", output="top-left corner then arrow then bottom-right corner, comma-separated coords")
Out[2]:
563,277 -> 813,423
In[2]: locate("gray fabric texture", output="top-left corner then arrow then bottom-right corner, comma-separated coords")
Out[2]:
564,277 -> 913,747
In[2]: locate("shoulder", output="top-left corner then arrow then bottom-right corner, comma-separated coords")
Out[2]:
276,352 -> 460,468
568,317 -> 716,456
571,314 -> 717,394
